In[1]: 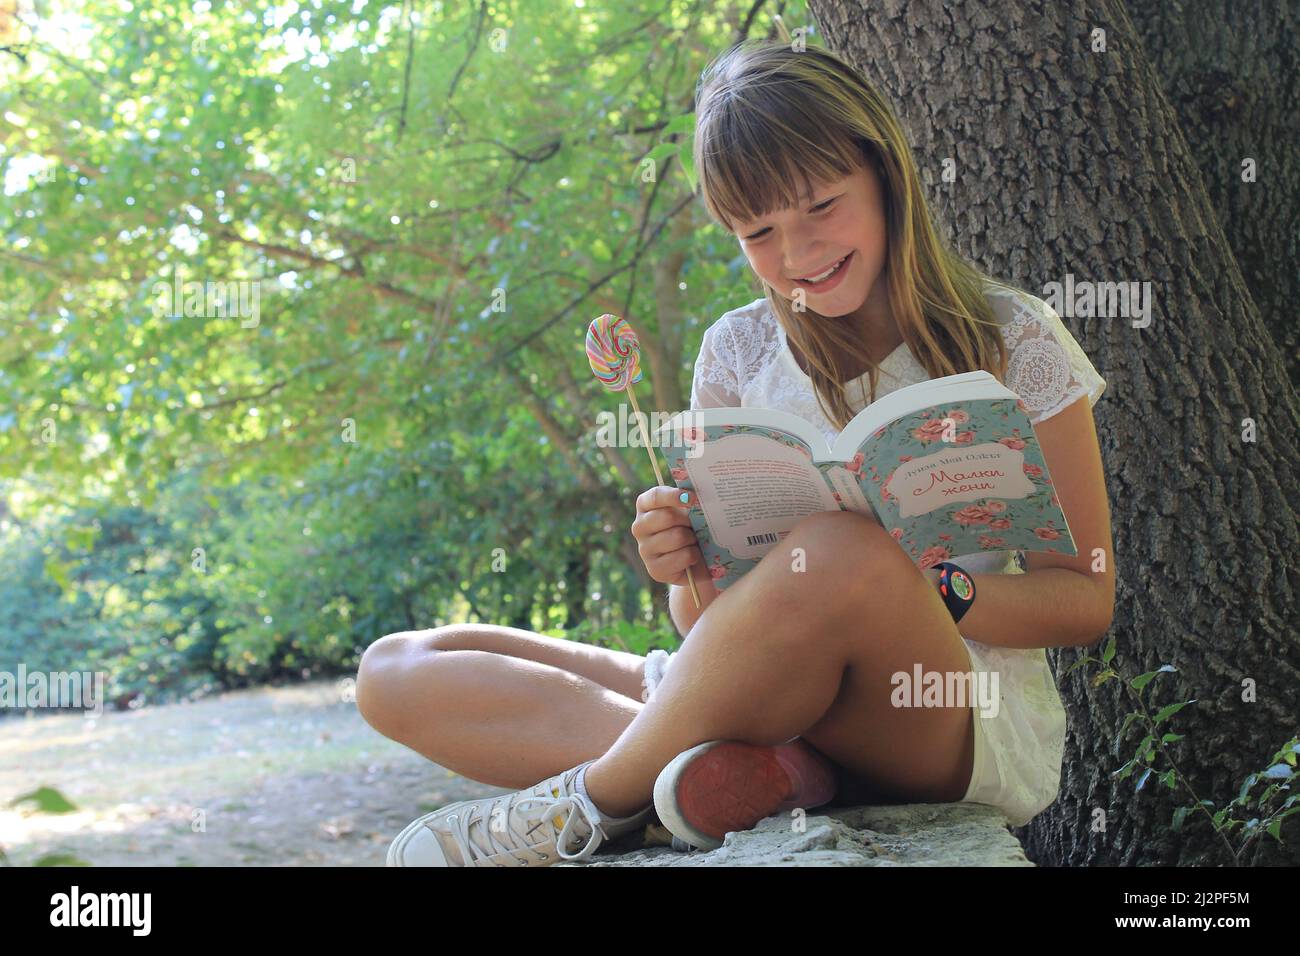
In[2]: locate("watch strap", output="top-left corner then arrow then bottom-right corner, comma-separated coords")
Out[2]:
935,561 -> 976,624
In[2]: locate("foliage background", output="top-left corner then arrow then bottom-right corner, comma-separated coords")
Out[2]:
0,0 -> 774,706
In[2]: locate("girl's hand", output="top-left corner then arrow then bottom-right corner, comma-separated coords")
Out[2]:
631,485 -> 704,587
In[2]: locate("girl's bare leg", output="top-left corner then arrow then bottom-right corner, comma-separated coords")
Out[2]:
583,510 -> 977,818
355,625 -> 646,788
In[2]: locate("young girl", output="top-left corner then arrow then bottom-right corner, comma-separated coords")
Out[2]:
362,39 -> 1115,866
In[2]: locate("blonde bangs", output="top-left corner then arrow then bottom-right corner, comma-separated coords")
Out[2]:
694,82 -> 874,234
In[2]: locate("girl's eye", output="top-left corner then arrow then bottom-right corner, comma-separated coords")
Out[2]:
742,198 -> 838,240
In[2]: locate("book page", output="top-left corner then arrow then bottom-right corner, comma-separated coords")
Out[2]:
654,406 -> 832,458
684,433 -> 838,560
831,371 -> 1008,459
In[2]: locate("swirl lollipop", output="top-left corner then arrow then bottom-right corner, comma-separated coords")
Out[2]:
585,314 -> 644,390
586,313 -> 702,609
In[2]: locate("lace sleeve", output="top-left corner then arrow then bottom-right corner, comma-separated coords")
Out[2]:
690,321 -> 742,409
997,292 -> 1107,426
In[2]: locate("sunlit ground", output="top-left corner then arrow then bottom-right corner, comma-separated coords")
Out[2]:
0,679 -> 503,866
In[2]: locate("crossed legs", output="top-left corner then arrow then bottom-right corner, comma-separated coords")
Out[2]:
356,510 -> 976,818
582,510 -> 977,816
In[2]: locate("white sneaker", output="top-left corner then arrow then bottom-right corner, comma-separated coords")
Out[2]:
386,759 -> 654,867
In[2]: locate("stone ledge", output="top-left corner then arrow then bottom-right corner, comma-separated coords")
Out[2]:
562,802 -> 1034,867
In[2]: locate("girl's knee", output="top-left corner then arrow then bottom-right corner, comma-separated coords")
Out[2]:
356,629 -> 443,727
781,511 -> 899,588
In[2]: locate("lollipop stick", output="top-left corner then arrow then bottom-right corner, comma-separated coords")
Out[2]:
625,386 -> 703,610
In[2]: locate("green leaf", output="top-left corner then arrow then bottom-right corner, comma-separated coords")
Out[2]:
1066,656 -> 1100,675
1160,733 -> 1183,744
1266,819 -> 1283,842
1091,668 -> 1118,687
1172,806 -> 1191,832
662,112 -> 696,136
10,786 -> 79,814
1101,634 -> 1116,664
1115,711 -> 1142,743
641,141 -> 678,168
677,142 -> 696,193
34,853 -> 92,867
1130,664 -> 1176,692
1153,699 -> 1197,725
1237,773 -> 1259,803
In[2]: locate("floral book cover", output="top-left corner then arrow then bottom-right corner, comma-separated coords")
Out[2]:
652,371 -> 1078,592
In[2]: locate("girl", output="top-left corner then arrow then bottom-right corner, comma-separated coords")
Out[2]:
361,39 -> 1115,866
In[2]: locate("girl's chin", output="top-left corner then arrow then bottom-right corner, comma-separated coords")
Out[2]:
783,285 -> 865,317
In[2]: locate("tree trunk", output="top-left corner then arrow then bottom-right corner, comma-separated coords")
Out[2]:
1126,0 -> 1300,392
809,0 -> 1300,865
563,549 -> 591,630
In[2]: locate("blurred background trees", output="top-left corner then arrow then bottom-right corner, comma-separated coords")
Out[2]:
2,0 -> 775,703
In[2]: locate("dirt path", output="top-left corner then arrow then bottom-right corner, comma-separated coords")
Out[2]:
0,679 -> 507,866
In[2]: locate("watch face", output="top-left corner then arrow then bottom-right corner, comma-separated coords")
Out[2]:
950,570 -> 973,601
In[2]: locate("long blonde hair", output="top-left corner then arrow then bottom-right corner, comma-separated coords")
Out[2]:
693,39 -> 1012,430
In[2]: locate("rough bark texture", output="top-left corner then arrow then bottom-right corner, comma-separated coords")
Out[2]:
1127,0 -> 1299,392
808,0 -> 1300,865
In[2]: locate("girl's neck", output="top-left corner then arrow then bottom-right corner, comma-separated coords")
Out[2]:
786,279 -> 904,382
848,277 -> 902,363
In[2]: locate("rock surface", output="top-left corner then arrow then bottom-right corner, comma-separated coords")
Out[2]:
564,802 -> 1035,867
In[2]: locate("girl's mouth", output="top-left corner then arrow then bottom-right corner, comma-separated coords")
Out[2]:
792,252 -> 853,292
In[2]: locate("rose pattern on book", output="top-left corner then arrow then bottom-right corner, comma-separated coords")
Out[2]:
870,401 -> 1074,564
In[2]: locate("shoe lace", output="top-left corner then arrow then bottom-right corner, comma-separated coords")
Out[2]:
443,777 -> 608,866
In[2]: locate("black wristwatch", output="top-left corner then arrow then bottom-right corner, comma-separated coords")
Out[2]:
935,561 -> 976,624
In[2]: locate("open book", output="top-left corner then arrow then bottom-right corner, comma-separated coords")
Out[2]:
651,371 -> 1077,591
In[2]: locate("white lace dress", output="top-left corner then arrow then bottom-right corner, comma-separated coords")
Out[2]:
642,281 -> 1108,827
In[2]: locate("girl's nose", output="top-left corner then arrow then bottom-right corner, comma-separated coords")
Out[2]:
782,226 -> 825,275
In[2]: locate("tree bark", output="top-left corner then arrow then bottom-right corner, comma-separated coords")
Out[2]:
809,0 -> 1300,865
1126,0 -> 1299,392
562,549 -> 591,630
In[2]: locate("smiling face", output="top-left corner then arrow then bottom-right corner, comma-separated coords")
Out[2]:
732,162 -> 890,324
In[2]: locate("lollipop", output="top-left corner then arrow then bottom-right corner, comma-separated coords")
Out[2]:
586,313 -> 703,609
585,315 -> 644,390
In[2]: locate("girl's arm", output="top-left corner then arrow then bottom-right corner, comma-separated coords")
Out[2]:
932,394 -> 1116,650
668,561 -> 722,638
